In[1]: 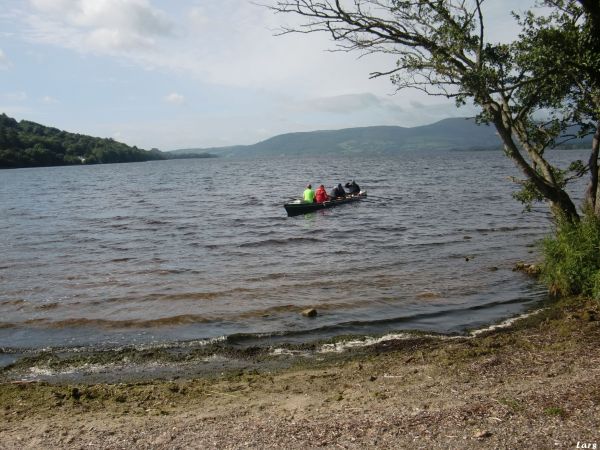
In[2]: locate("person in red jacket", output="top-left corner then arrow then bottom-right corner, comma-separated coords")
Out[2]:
315,184 -> 329,203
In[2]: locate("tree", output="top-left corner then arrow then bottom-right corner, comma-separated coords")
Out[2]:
0,113 -> 167,169
512,1 -> 600,217
267,0 -> 600,221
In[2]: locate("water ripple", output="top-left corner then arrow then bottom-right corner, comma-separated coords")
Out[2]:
0,151 -> 587,350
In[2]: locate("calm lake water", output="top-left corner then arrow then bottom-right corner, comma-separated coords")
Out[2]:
0,151 -> 586,355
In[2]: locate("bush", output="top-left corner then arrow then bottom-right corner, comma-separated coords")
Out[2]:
541,212 -> 600,299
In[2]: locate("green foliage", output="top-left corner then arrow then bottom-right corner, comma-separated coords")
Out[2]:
0,113 -> 165,169
512,179 -> 545,212
541,212 -> 600,299
543,406 -> 567,418
512,158 -> 587,212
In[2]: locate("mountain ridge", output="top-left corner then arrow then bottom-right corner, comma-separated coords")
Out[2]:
171,118 -> 504,157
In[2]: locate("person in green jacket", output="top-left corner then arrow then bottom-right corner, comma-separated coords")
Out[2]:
303,184 -> 316,203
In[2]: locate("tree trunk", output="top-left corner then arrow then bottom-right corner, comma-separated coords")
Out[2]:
586,120 -> 600,216
489,108 -> 580,222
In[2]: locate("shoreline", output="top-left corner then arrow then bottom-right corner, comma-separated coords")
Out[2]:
0,296 -> 549,385
0,280 -> 549,385
1,295 -> 599,448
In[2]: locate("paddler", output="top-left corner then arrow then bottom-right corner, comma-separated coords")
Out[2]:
303,184 -> 316,203
345,180 -> 361,195
315,184 -> 329,203
330,183 -> 346,199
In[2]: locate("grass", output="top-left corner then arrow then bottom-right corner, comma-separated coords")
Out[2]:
541,212 -> 600,300
498,397 -> 524,412
543,406 -> 567,418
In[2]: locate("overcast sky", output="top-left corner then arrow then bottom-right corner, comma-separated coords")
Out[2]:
0,0 -> 537,150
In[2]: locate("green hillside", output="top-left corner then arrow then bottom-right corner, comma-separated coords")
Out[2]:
0,114 -> 212,169
4,114 -> 590,169
171,118 -> 504,157
172,118 -> 594,158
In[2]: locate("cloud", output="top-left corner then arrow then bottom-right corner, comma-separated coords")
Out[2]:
41,95 -> 59,104
0,49 -> 11,69
299,93 -> 403,114
4,91 -> 28,102
24,0 -> 174,53
0,91 -> 31,118
11,0 -> 537,100
187,7 -> 209,28
164,92 -> 184,104
2,0 -> 536,149
13,0 -> 394,97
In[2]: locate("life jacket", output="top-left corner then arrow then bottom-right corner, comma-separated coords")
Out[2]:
315,187 -> 329,203
303,188 -> 315,203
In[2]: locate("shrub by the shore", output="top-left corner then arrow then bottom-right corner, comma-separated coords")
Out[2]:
541,211 -> 600,299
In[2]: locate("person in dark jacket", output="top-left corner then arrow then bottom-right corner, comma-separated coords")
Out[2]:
345,180 -> 361,195
330,183 -> 346,198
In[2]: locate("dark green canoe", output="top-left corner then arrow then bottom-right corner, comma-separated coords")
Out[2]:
284,192 -> 367,217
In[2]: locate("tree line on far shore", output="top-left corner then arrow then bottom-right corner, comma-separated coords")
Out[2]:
0,114 -> 214,169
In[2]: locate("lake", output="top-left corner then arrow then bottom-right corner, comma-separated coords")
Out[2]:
0,150 -> 585,358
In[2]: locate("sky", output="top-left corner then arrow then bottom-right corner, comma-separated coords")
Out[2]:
0,0 -> 537,151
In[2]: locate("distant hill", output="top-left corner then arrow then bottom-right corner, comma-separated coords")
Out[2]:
171,117 -> 594,158
3,114 -> 591,169
0,113 -> 216,169
170,118 -> 502,157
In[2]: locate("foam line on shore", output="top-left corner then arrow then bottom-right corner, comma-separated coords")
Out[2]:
317,333 -> 415,353
468,307 -> 546,336
269,307 -> 547,355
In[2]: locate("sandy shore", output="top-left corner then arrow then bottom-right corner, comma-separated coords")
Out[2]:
1,296 -> 599,449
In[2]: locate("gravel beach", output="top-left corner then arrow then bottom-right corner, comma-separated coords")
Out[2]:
1,296 -> 599,449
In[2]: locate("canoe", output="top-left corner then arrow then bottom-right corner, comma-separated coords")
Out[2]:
284,192 -> 367,216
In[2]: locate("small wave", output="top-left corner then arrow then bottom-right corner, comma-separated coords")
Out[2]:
33,302 -> 60,310
226,295 -> 543,346
99,245 -> 129,252
415,291 -> 442,300
470,308 -> 545,336
145,291 -> 222,301
373,225 -> 408,233
330,249 -> 353,255
23,314 -> 214,329
235,301 -> 369,319
318,333 -> 413,353
239,196 -> 262,206
140,268 -> 191,276
238,236 -> 323,248
470,225 -> 542,233
245,273 -> 289,282
111,215 -> 134,221
0,299 -> 27,306
85,290 -> 230,306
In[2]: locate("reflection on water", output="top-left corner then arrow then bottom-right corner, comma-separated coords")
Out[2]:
0,150 -> 587,350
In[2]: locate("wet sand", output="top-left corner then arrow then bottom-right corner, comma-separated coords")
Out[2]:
1,296 -> 599,449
